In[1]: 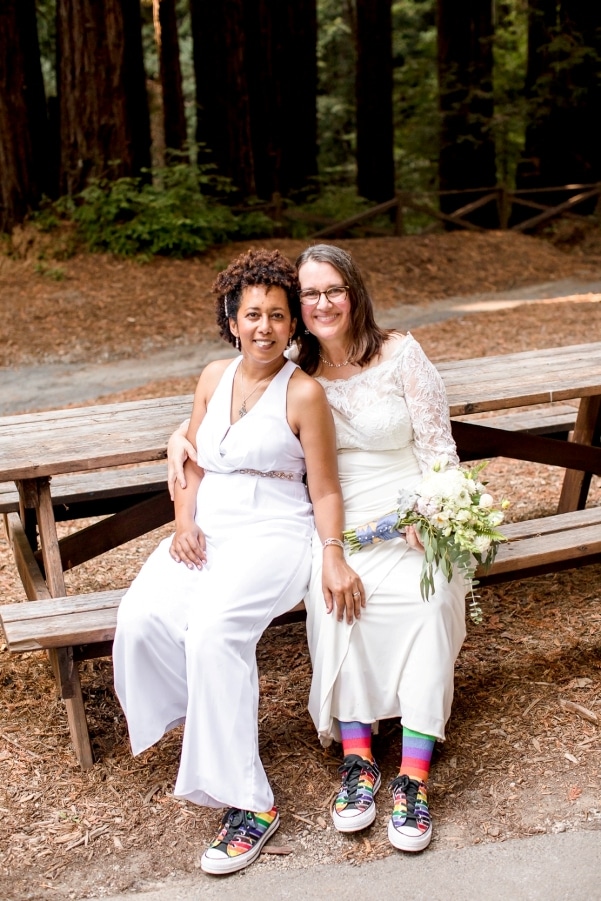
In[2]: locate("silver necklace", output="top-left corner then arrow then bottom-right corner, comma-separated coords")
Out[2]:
238,363 -> 282,417
319,352 -> 351,368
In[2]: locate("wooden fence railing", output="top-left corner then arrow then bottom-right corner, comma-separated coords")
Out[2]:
309,182 -> 601,239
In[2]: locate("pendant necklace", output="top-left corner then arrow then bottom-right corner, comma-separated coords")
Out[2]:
238,362 -> 282,417
319,352 -> 351,368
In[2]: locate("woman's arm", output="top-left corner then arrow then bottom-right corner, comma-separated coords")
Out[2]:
169,360 -> 229,568
400,337 -> 460,473
167,419 -> 195,500
289,373 -> 365,624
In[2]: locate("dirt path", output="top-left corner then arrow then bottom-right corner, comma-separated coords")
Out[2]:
4,275 -> 601,414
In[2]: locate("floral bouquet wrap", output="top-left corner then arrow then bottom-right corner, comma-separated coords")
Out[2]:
343,457 -> 508,623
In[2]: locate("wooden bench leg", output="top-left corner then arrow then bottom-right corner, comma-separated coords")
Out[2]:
11,483 -> 96,771
50,650 -> 94,771
558,396 -> 601,513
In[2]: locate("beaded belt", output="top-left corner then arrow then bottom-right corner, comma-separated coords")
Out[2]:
237,468 -> 304,482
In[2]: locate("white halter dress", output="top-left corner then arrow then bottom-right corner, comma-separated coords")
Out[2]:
113,357 -> 313,812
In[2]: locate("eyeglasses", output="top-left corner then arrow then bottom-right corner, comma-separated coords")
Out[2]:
299,285 -> 349,306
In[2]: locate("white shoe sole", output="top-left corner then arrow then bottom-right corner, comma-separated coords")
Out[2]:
387,817 -> 432,852
200,812 -> 280,875
332,772 -> 382,833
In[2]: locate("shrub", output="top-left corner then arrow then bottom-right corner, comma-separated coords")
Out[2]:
36,164 -> 275,258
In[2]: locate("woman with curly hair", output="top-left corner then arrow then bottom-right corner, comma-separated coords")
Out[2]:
113,248 -> 362,875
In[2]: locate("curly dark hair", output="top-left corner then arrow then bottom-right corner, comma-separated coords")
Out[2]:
213,248 -> 301,347
295,243 -> 388,375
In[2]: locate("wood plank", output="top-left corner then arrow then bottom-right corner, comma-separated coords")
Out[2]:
477,523 -> 601,577
457,405 -> 577,435
0,589 -> 125,625
0,396 -> 192,481
48,490 -> 174,571
511,186 -> 601,233
452,420 -> 601,472
1,591 -> 305,651
439,344 -> 601,416
2,606 -> 120,651
496,507 -> 601,541
0,463 -> 169,515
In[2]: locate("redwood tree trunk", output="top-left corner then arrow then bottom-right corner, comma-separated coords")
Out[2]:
158,0 -> 188,160
190,0 -> 255,194
517,0 -> 601,211
0,0 -> 49,231
437,0 -> 498,227
248,0 -> 318,199
190,0 -> 317,199
56,0 -> 151,196
355,0 -> 395,203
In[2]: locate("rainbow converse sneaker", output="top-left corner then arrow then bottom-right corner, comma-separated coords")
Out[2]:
201,806 -> 279,874
332,754 -> 381,833
387,774 -> 432,852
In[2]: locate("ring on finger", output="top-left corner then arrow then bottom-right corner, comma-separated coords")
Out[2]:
352,591 -> 361,597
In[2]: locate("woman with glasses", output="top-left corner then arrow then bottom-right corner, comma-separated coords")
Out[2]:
168,243 -> 466,854
114,248 -> 362,875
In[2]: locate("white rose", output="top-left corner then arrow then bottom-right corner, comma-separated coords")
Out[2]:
478,493 -> 494,509
474,535 -> 492,554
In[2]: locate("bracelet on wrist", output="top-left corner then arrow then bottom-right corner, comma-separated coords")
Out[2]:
322,537 -> 344,550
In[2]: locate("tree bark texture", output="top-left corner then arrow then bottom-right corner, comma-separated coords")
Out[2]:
517,0 -> 601,210
56,0 -> 151,195
355,0 -> 395,203
0,0 -> 49,231
158,0 -> 188,160
248,0 -> 318,199
191,0 -> 317,199
190,0 -> 255,194
437,0 -> 498,227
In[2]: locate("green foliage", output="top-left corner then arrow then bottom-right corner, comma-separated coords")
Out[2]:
36,164 -> 275,259
392,0 -> 439,193
34,261 -> 66,281
283,186 -> 374,238
316,0 -> 357,183
492,1 -> 528,187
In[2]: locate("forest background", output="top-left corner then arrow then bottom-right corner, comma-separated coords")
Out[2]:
2,0 -> 601,256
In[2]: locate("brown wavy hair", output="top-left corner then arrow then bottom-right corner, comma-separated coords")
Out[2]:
295,244 -> 388,375
213,248 -> 301,347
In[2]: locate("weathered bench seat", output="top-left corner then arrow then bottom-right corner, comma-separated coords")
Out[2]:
3,506 -> 600,657
2,505 -> 599,768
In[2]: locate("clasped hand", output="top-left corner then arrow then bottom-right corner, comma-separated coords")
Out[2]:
170,521 -> 207,569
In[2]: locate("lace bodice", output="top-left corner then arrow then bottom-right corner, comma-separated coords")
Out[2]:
316,334 -> 459,475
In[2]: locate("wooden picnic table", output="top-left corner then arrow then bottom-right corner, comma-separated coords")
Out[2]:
1,340 -> 600,768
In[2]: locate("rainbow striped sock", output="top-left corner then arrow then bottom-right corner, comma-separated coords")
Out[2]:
339,720 -> 373,762
399,727 -> 436,783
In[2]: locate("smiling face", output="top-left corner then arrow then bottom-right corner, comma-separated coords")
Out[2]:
229,284 -> 296,362
297,260 -> 352,345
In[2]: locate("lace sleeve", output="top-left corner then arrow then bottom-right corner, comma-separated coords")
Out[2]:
399,337 -> 459,474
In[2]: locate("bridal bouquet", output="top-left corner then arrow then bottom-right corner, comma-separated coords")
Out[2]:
343,457 -> 509,623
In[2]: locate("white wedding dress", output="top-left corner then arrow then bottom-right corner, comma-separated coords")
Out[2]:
113,358 -> 314,812
306,334 -> 467,745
